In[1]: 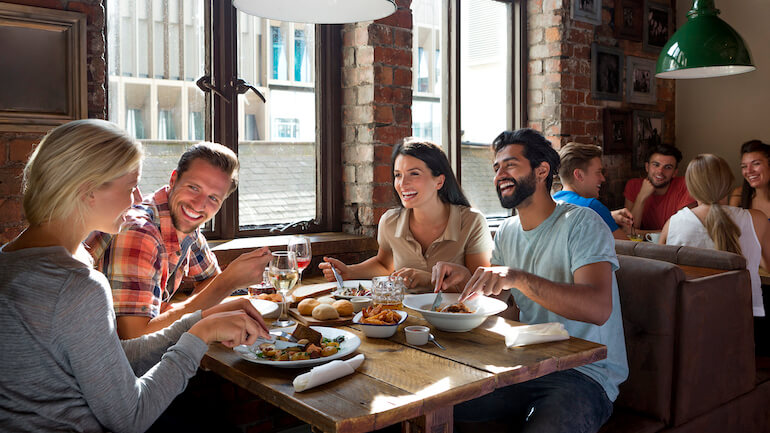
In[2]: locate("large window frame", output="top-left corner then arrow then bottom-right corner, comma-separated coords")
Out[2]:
179,2 -> 342,240
443,0 -> 527,182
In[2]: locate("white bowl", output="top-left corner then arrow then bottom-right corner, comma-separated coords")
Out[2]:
352,310 -> 408,338
403,293 -> 508,332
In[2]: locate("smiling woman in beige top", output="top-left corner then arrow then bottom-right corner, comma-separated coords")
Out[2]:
319,138 -> 493,292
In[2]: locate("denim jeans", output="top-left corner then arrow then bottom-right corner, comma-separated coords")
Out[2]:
454,369 -> 613,433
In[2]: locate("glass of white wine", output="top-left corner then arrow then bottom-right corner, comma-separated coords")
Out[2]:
269,251 -> 299,328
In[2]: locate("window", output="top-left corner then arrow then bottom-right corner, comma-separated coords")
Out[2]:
411,0 -> 525,220
107,1 -> 341,238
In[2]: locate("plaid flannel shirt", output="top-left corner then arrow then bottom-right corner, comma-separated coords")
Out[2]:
85,186 -> 220,318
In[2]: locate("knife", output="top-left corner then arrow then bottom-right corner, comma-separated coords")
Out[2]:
430,277 -> 443,311
330,264 -> 344,292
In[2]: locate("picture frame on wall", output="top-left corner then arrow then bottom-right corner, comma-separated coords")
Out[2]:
614,0 -> 643,41
591,44 -> 624,101
571,0 -> 602,25
626,56 -> 657,105
632,110 -> 664,169
643,0 -> 672,52
0,3 -> 87,132
603,108 -> 632,154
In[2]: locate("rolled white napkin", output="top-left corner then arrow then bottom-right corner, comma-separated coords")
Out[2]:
505,322 -> 569,347
293,354 -> 365,392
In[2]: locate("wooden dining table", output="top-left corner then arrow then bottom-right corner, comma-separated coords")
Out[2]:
202,279 -> 607,433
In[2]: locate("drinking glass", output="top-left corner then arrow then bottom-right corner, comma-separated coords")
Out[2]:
288,236 -> 312,284
371,276 -> 405,310
269,251 -> 299,327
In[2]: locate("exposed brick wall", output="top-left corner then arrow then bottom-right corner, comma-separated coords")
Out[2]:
528,0 -> 676,209
341,0 -> 413,238
0,0 -> 106,243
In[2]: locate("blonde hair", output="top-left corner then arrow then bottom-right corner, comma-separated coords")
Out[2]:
23,119 -> 143,226
685,154 -> 742,255
558,142 -> 603,185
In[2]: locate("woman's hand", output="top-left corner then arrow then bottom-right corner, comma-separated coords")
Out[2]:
189,310 -> 269,348
202,297 -> 268,332
392,267 -> 431,291
318,257 -> 350,282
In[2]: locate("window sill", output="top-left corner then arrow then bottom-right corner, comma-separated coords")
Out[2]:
209,232 -> 379,274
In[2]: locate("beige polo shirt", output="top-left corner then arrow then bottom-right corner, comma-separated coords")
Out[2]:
377,204 -> 493,275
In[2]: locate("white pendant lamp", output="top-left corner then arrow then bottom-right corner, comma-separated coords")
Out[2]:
232,0 -> 397,24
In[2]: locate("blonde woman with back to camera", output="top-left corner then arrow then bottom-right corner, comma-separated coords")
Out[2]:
660,154 -> 770,352
0,119 -> 269,432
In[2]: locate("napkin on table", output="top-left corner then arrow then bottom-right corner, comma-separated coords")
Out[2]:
504,322 -> 569,347
293,354 -> 365,392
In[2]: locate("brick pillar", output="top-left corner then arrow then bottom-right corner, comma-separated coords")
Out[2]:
0,0 -> 107,243
341,0 -> 412,237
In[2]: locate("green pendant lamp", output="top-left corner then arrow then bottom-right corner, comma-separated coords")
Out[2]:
656,0 -> 755,79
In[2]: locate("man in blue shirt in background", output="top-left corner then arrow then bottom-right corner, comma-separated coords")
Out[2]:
554,142 -> 633,240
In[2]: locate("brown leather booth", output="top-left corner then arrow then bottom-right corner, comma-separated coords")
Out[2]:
601,241 -> 770,433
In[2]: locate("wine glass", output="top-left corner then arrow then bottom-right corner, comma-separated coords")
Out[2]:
288,236 -> 312,284
269,251 -> 299,328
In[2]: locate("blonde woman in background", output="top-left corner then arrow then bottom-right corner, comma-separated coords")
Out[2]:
0,119 -> 269,432
660,154 -> 770,353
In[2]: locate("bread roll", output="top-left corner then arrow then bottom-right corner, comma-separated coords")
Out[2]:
332,299 -> 354,316
312,303 -> 340,320
317,296 -> 336,305
297,298 -> 320,316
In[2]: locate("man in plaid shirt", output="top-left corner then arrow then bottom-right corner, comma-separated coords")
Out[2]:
86,142 -> 271,338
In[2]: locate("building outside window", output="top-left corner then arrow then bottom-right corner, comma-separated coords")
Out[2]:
411,0 -> 522,219
107,0 -> 337,237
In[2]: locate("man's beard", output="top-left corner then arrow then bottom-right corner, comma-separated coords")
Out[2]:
170,212 -> 200,234
648,174 -> 671,189
497,172 -> 537,209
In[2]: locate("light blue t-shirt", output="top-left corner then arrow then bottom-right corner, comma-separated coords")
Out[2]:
491,202 -> 628,401
553,190 -> 619,232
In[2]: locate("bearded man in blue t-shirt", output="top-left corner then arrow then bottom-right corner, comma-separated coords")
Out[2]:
433,129 -> 628,433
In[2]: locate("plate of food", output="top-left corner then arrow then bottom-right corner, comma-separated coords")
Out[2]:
331,280 -> 373,299
403,293 -> 508,332
233,324 -> 361,368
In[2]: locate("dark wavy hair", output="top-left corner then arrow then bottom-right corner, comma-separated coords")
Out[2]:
391,138 -> 471,207
491,129 -> 560,190
738,139 -> 770,209
646,143 -> 683,165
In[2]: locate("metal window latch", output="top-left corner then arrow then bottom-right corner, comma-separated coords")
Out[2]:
196,76 -> 230,103
232,78 -> 266,103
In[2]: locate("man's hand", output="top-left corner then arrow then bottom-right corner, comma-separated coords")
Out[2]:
459,266 -> 518,302
203,297 -> 269,335
638,178 -> 656,201
220,247 -> 272,289
188,310 -> 270,348
318,257 -> 349,282
611,208 -> 633,229
392,267 -> 431,291
431,262 -> 472,294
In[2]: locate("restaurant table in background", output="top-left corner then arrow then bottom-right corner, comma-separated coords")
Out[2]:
202,277 -> 607,433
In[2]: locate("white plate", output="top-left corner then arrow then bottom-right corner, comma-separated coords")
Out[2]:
403,293 -> 508,332
233,326 -> 361,368
224,296 -> 280,319
331,280 -> 373,299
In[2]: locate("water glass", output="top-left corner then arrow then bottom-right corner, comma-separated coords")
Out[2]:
371,276 -> 405,309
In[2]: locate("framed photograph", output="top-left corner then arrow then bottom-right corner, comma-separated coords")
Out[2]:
571,0 -> 602,25
603,108 -> 632,154
632,111 -> 664,169
643,0 -> 672,52
591,44 -> 624,101
615,0 -> 643,41
626,56 -> 657,105
0,3 -> 87,132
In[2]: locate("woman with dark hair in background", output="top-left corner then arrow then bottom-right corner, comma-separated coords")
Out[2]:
730,140 -> 770,218
320,138 -> 492,291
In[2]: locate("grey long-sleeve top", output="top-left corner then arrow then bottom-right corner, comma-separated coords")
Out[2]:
0,245 -> 208,433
